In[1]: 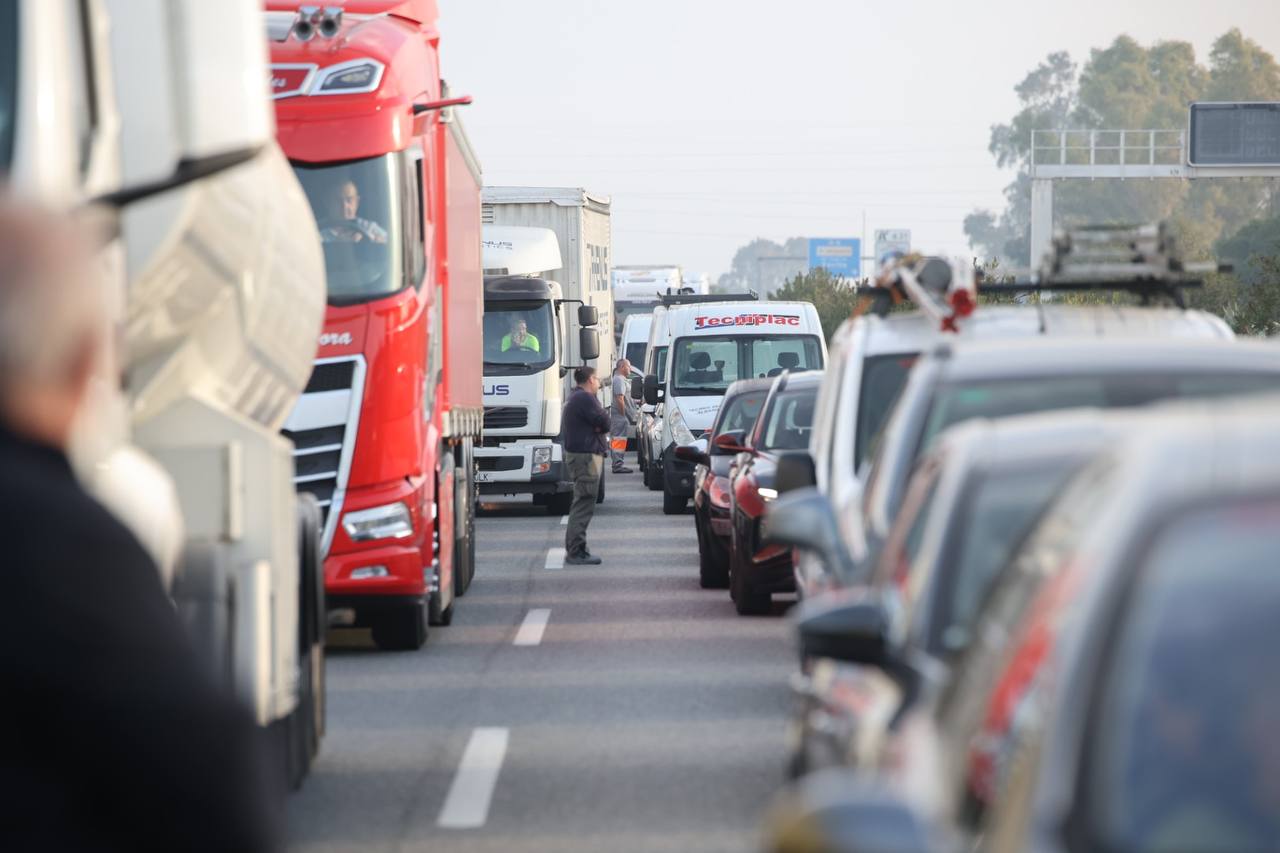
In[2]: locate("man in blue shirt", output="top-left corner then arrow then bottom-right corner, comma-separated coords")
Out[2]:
561,366 -> 610,565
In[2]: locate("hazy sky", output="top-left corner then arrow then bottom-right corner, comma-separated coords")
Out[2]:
440,0 -> 1280,279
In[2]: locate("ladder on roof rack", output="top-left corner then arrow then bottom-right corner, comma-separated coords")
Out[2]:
978,222 -> 1230,309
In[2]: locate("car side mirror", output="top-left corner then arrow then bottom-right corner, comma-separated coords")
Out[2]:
631,376 -> 643,400
762,488 -> 857,580
794,589 -> 890,666
643,374 -> 660,406
764,770 -> 942,853
775,451 -> 817,494
579,328 -> 600,362
713,430 -> 749,455
674,439 -> 709,467
578,304 -> 599,327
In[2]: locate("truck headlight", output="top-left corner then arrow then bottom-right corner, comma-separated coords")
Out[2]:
533,445 -> 553,475
668,403 -> 697,447
343,502 -> 413,542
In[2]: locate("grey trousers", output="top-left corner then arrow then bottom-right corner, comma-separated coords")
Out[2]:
564,451 -> 602,557
610,413 -> 630,470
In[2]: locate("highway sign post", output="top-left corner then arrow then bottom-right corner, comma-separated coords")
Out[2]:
808,238 -> 861,278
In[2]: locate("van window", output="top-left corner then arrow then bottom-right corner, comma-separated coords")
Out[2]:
670,334 -> 822,396
855,353 -> 919,471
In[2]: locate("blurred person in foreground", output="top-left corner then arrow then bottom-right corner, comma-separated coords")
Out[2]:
0,201 -> 279,852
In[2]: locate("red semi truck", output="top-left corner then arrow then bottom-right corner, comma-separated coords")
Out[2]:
267,1 -> 483,650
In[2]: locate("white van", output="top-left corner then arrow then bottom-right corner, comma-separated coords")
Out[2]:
619,313 -> 653,373
637,306 -> 670,477
643,301 -> 827,513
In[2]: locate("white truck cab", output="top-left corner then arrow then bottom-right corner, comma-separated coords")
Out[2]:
643,301 -> 826,514
477,226 -> 603,514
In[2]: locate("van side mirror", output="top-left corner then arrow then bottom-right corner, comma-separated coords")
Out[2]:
775,451 -> 817,494
794,590 -> 890,667
763,488 -> 858,581
643,374 -> 661,406
579,328 -> 600,362
578,304 -> 599,327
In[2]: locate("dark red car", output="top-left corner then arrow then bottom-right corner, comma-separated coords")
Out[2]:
727,370 -> 822,615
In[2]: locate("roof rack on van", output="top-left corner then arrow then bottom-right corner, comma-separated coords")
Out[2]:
977,223 -> 1229,309
856,254 -> 977,332
659,290 -> 758,306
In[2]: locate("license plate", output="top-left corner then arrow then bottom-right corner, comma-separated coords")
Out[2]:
475,471 -> 493,483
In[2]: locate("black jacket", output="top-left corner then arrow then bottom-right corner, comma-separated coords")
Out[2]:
561,385 -> 610,454
0,425 -> 279,852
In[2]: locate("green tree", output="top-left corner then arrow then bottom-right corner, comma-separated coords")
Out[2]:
715,237 -> 809,296
968,30 -> 1280,266
772,267 -> 865,341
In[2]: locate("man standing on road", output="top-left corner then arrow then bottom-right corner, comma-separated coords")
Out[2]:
610,358 -> 637,474
0,202 -> 279,852
562,366 -> 609,565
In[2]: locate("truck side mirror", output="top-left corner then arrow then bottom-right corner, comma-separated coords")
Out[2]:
578,305 -> 599,327
579,328 -> 600,362
643,374 -> 660,406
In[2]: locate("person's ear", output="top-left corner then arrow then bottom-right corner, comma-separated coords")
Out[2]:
66,332 -> 101,404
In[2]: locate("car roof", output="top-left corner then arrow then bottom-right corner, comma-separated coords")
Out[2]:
929,336 -> 1280,382
723,377 -> 774,397
773,369 -> 825,392
851,304 -> 1231,358
929,407 -> 1132,471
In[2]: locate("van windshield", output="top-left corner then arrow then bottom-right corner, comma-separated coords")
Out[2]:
293,155 -> 405,303
670,335 -> 823,396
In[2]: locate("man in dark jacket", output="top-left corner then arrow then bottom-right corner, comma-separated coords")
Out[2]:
0,203 -> 279,852
561,366 -> 610,565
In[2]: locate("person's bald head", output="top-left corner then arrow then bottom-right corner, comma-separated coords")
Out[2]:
0,200 -> 104,446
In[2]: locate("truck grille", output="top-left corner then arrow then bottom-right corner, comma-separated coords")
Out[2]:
283,356 -> 366,553
484,405 -> 529,430
477,456 -> 523,472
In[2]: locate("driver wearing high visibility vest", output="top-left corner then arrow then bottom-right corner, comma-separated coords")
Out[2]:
500,318 -> 540,353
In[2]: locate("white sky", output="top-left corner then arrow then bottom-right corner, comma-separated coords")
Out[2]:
440,0 -> 1280,279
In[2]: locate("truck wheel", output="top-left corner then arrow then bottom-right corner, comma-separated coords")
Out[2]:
428,588 -> 454,627
596,468 -> 606,504
662,489 -> 686,515
547,491 -> 573,516
372,602 -> 428,650
454,465 -> 474,596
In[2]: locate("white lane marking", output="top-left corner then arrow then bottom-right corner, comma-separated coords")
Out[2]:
513,609 -> 551,646
559,514 -> 568,525
544,547 -> 565,570
437,727 -> 510,829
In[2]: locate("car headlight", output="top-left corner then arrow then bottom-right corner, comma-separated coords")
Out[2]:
343,502 -> 414,542
533,445 -> 553,475
668,403 -> 697,447
758,487 -> 779,502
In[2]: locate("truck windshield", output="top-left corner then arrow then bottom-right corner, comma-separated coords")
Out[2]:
670,335 -> 822,396
0,3 -> 15,171
293,155 -> 404,304
484,300 -> 556,375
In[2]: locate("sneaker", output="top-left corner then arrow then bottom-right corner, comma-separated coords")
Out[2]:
565,552 -> 602,565
612,466 -> 634,474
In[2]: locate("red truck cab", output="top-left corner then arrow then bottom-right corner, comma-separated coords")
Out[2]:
268,1 -> 483,650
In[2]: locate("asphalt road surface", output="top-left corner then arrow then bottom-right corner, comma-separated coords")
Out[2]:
287,454 -> 797,853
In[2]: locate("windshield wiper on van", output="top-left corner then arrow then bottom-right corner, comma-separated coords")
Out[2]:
675,385 -> 727,394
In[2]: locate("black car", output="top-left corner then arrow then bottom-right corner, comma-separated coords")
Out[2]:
727,370 -> 821,615
678,378 -> 772,589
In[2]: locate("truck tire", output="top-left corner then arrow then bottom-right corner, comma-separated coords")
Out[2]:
295,493 -> 326,768
547,491 -> 573,516
662,488 -> 686,515
372,601 -> 428,650
454,463 -> 475,596
428,588 -> 454,627
596,468 -> 606,504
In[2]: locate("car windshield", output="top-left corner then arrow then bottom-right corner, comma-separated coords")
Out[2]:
921,372 -> 1280,450
483,301 -> 556,373
0,3 -> 15,171
1090,497 -> 1280,851
856,353 -> 919,471
293,155 -> 405,303
933,461 -> 1079,654
714,390 -> 768,437
670,335 -> 822,396
760,387 -> 819,451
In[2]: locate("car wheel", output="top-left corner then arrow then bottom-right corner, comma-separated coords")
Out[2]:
662,488 -> 686,515
371,601 -> 428,650
730,528 -> 770,616
645,457 -> 663,491
697,515 -> 729,589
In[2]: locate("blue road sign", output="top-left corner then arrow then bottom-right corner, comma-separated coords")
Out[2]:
808,238 -> 861,278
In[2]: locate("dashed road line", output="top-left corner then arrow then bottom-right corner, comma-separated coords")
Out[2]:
559,514 -> 568,525
544,547 -> 565,569
437,727 -> 510,829
513,609 -> 551,646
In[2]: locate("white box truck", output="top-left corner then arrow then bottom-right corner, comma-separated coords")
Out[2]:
478,187 -> 612,513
